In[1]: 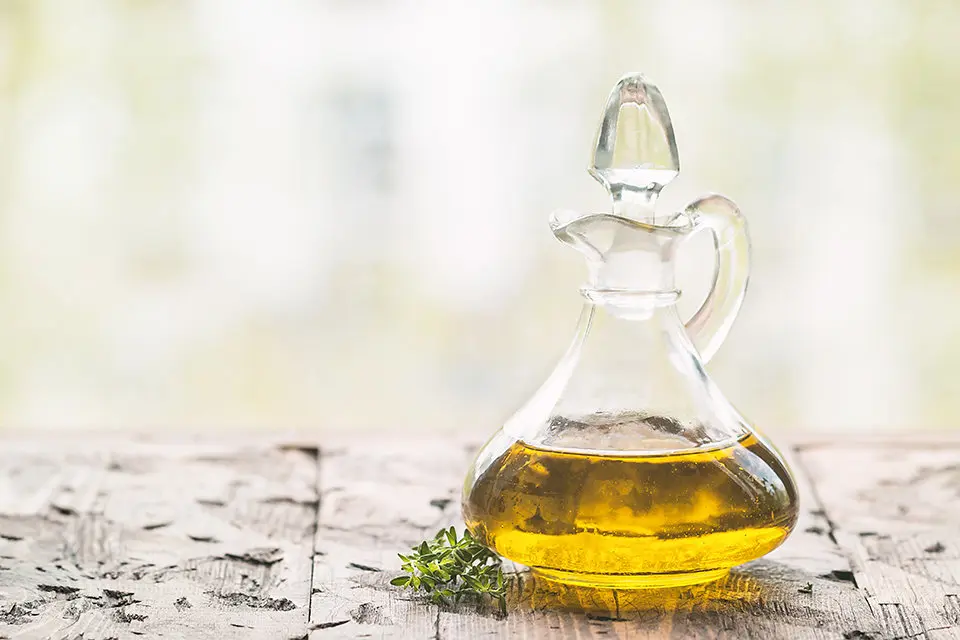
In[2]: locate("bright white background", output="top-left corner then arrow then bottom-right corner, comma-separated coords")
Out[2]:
0,1 -> 957,435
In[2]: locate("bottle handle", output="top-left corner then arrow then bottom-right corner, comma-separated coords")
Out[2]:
682,194 -> 751,364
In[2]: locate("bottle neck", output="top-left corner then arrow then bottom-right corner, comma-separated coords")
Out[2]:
577,301 -> 690,358
580,288 -> 679,320
610,183 -> 663,220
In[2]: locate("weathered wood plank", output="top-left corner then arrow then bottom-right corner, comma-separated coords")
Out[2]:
309,440 -> 469,638
2,432 -> 955,638
308,436 -> 881,639
799,443 -> 960,640
0,441 -> 318,640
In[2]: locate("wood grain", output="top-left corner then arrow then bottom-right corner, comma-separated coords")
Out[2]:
798,443 -> 960,640
308,439 -> 468,639
1,433 -> 958,639
0,440 -> 318,640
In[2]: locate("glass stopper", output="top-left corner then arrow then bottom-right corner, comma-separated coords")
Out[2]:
589,73 -> 680,219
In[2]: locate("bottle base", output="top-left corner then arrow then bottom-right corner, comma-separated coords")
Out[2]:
532,566 -> 730,589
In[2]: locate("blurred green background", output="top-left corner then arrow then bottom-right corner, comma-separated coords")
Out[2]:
0,1 -> 957,434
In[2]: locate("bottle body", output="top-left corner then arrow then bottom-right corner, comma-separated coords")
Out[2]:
462,303 -> 799,589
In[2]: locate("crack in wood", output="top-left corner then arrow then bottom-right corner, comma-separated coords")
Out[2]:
924,542 -> 946,554
187,533 -> 219,542
820,569 -> 859,587
429,498 -> 453,511
306,443 -> 323,633
224,547 -> 285,566
310,619 -> 349,629
0,599 -> 44,626
793,455 -> 844,550
36,585 -> 80,597
206,590 -> 297,612
349,602 -> 391,626
114,607 -> 148,623
809,509 -> 840,545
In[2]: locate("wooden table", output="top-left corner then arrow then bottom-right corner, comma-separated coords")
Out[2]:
0,432 -> 956,639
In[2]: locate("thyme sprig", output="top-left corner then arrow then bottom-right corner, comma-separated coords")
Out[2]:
391,527 -> 507,616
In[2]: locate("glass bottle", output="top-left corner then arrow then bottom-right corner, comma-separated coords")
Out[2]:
462,73 -> 798,589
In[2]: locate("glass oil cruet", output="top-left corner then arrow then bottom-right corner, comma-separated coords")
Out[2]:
463,73 -> 799,589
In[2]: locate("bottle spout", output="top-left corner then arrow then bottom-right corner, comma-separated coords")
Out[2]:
589,73 -> 680,220
549,209 -> 690,306
549,210 -> 689,260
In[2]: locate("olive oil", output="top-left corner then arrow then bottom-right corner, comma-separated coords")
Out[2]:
463,432 -> 798,588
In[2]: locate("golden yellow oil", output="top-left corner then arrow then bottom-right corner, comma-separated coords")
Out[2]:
463,432 -> 798,588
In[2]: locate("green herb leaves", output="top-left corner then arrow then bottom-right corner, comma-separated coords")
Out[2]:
391,527 -> 507,616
